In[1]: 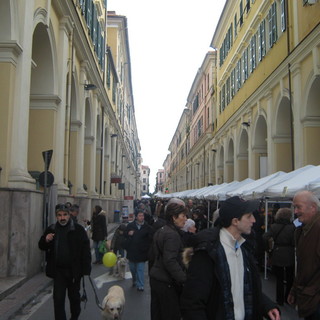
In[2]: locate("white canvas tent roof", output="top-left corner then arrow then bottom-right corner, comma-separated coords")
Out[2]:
227,171 -> 286,199
241,165 -> 315,199
154,165 -> 320,201
308,178 -> 320,197
215,178 -> 254,200
264,165 -> 320,198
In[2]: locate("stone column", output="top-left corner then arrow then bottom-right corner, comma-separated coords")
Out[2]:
7,1 -> 35,189
55,16 -> 73,194
265,91 -> 274,174
290,62 -> 303,168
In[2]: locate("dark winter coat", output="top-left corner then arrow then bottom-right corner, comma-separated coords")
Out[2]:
38,219 -> 91,279
180,227 -> 278,320
291,213 -> 320,317
149,223 -> 186,286
91,212 -> 107,242
263,220 -> 295,267
124,221 -> 153,262
110,224 -> 126,253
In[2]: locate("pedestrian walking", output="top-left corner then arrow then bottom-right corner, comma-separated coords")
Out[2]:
38,203 -> 91,320
90,205 -> 108,264
263,207 -> 295,306
149,198 -> 188,320
288,190 -> 320,319
124,211 -> 153,291
180,196 -> 280,320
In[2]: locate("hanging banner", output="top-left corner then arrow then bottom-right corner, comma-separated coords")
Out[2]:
123,196 -> 134,221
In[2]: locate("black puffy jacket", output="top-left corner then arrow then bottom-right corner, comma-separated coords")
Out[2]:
38,219 -> 91,279
124,221 -> 153,262
149,223 -> 186,285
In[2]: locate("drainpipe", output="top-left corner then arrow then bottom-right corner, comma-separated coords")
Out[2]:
286,1 -> 295,170
65,24 -> 74,189
100,106 -> 105,194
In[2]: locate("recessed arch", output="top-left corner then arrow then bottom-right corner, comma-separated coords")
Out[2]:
226,138 -> 234,182
238,129 -> 249,180
274,96 -> 293,172
303,76 -> 320,165
252,115 -> 268,178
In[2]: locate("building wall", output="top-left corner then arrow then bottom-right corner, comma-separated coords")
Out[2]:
0,0 -> 141,278
164,0 -> 320,191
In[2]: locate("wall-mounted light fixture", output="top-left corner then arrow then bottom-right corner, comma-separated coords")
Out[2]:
84,83 -> 97,90
111,134 -> 118,138
242,121 -> 251,127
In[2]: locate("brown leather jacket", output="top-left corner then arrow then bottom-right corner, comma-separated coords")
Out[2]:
291,213 -> 320,317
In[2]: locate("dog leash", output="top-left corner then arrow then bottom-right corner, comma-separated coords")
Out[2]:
80,277 -> 88,309
88,275 -> 104,310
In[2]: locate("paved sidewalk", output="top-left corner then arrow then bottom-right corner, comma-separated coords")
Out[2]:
0,223 -> 119,320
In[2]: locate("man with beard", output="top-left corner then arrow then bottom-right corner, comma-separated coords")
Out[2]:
39,203 -> 91,320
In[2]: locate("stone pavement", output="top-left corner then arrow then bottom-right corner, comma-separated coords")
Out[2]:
0,223 -> 120,320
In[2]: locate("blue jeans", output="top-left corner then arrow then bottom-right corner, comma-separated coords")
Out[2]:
129,261 -> 145,289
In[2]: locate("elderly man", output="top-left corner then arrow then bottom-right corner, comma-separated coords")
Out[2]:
288,190 -> 320,319
39,203 -> 91,320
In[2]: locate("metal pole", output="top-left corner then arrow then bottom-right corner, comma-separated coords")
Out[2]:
43,152 -> 48,230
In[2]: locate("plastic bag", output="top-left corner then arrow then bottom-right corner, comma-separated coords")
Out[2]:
99,240 -> 108,254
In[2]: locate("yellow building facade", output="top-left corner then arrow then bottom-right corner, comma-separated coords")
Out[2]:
164,0 -> 320,193
0,1 -> 140,278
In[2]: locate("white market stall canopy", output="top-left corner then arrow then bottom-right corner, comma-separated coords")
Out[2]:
154,165 -> 320,201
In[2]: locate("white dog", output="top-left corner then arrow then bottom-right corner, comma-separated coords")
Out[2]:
101,285 -> 125,320
113,256 -> 128,279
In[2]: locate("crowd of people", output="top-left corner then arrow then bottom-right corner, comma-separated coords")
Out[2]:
38,189 -> 320,320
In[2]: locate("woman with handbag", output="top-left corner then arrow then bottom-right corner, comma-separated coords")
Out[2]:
263,207 -> 295,305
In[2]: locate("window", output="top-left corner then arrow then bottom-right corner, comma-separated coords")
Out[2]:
112,77 -> 116,102
231,69 -> 236,98
143,178 -> 146,183
221,85 -> 226,111
234,14 -> 238,37
246,0 -> 250,13
197,117 -> 203,138
193,94 -> 199,114
268,2 -> 278,48
226,77 -> 230,105
250,34 -> 256,72
85,0 -> 92,33
106,57 -> 111,88
280,0 -> 286,32
258,20 -> 266,61
219,46 -> 224,67
236,60 -> 242,90
242,48 -> 248,82
92,5 -> 98,50
239,0 -> 244,26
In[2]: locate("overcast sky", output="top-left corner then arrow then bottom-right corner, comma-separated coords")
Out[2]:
107,0 -> 226,192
